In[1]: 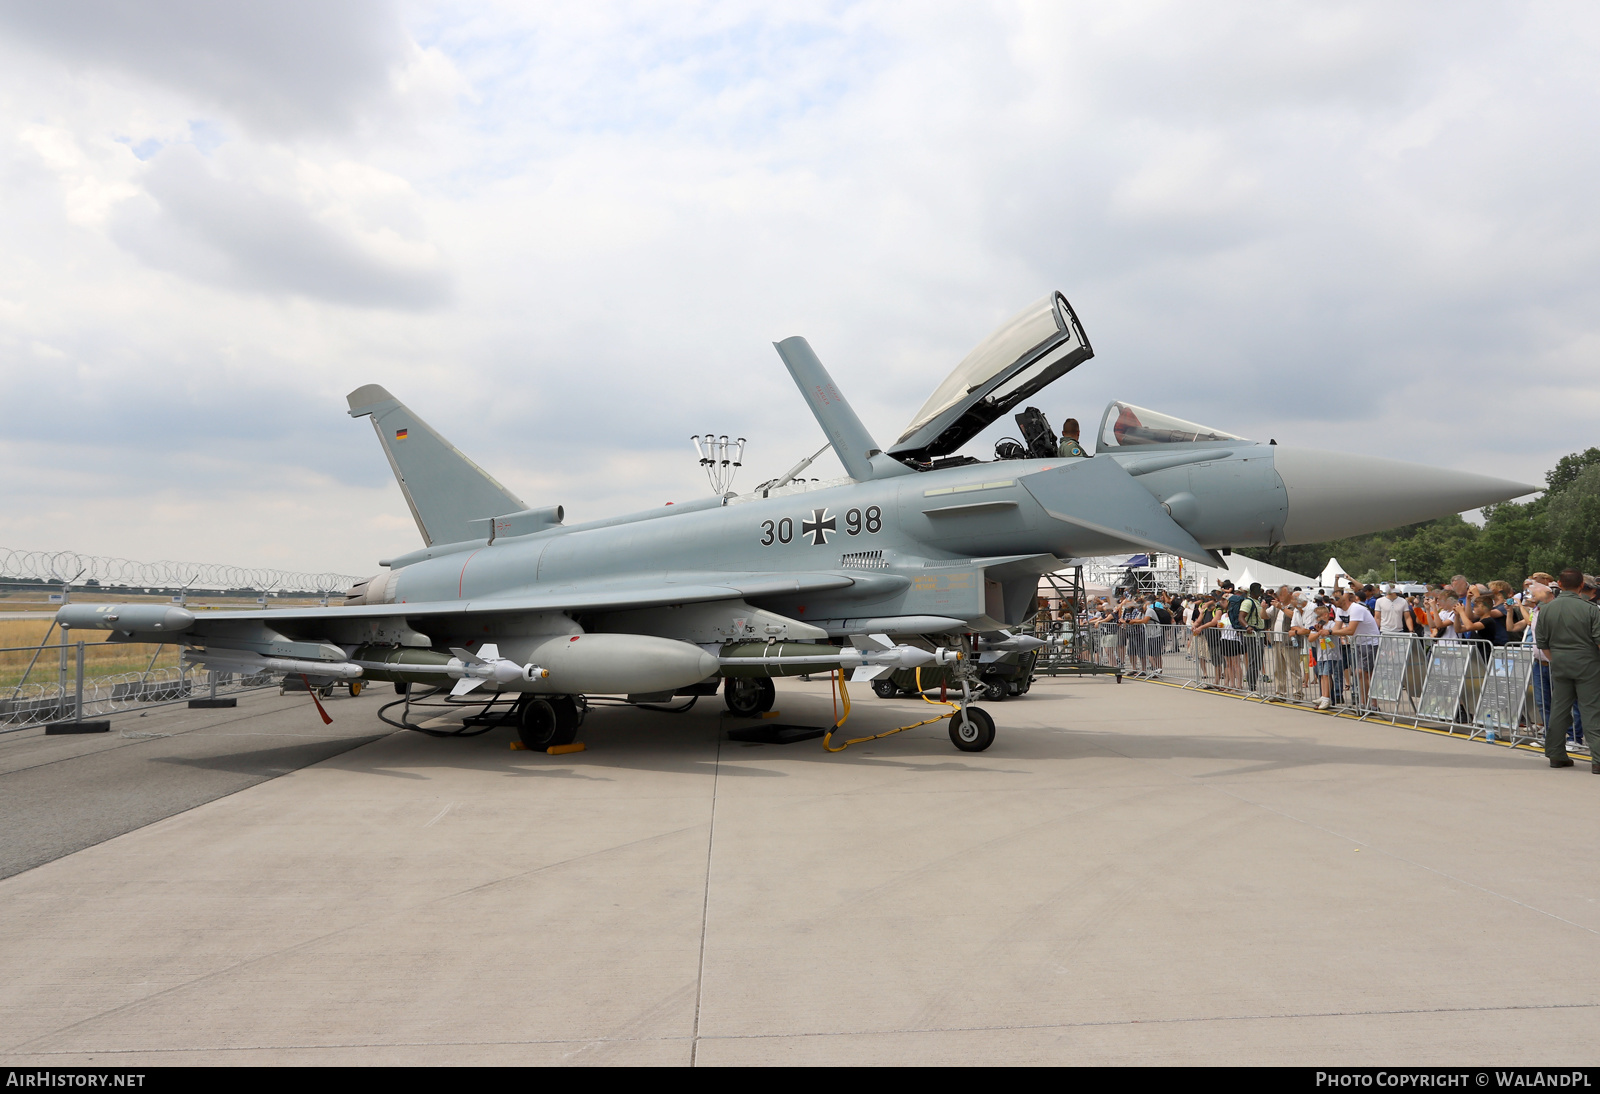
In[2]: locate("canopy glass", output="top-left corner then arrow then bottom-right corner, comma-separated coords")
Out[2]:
889,292 -> 1093,461
1095,401 -> 1246,448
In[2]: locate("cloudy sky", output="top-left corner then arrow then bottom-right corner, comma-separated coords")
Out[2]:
1,1 -> 1593,576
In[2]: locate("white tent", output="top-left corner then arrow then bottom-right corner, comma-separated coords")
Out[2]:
1184,554 -> 1319,593
1318,557 -> 1347,588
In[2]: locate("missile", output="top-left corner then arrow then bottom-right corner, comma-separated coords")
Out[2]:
353,634 -> 718,694
719,634 -> 963,683
975,630 -> 1048,653
447,643 -> 547,696
182,649 -> 363,679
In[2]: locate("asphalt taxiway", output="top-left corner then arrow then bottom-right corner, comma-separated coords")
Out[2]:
0,677 -> 1593,1065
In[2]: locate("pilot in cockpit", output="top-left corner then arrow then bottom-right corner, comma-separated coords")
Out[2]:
1057,418 -> 1088,459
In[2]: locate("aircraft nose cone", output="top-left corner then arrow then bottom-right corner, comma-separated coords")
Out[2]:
1273,447 -> 1538,544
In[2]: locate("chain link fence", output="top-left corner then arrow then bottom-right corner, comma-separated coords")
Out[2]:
1,638 -> 276,732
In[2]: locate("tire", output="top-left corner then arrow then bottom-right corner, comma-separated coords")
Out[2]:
979,674 -> 1009,701
949,706 -> 996,752
348,681 -> 363,697
519,695 -> 580,750
872,680 -> 898,699
724,677 -> 776,716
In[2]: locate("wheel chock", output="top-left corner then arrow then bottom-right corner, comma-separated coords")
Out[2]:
760,711 -> 780,719
511,741 -> 586,754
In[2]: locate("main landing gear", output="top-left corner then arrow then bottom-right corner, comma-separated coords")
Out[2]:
723,677 -> 776,716
517,695 -> 582,750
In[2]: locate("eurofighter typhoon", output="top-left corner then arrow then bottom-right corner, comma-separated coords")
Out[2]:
57,294 -> 1535,752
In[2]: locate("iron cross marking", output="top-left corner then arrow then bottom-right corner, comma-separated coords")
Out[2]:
802,507 -> 837,546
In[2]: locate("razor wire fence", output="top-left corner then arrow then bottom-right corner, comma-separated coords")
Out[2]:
0,547 -> 362,597
1033,619 -> 1582,754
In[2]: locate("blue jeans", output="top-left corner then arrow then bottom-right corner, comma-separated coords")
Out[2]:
1533,661 -> 1583,742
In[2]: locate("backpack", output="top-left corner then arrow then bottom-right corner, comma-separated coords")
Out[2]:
1154,605 -> 1173,626
1237,597 -> 1262,632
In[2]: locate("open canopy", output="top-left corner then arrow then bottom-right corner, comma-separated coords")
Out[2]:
890,292 -> 1093,461
1095,401 -> 1246,449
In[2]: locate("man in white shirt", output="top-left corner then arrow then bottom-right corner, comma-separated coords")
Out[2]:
1374,586 -> 1411,634
1331,591 -> 1381,704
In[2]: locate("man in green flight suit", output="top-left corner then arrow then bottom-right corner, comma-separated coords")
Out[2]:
1534,567 -> 1600,770
1058,417 -> 1088,458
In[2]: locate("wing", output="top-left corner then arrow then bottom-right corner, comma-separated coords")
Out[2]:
60,572 -> 856,650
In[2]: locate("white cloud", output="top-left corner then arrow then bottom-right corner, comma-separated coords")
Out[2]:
110,143 -> 453,309
0,0 -> 434,136
0,0 -> 1596,574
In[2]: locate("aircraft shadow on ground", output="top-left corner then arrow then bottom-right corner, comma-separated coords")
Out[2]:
151,736 -> 387,778
254,686 -> 1543,783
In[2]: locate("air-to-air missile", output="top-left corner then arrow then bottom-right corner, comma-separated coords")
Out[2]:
56,292 -> 1536,752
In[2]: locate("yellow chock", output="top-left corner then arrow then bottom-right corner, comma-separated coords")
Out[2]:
510,741 -> 527,751
547,742 -> 586,755
760,711 -> 780,719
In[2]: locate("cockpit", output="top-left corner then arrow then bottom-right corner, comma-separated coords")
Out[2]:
890,293 -> 1247,470
1094,401 -> 1243,449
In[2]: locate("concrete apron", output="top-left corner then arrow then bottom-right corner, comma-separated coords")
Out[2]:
0,676 -> 1594,1065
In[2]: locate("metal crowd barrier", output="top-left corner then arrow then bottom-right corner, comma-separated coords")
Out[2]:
0,639 -> 277,733
1087,621 -> 1582,753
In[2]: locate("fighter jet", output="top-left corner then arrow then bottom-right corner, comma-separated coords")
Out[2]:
57,293 -> 1535,752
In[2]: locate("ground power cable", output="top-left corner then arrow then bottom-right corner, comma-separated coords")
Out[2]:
821,666 -> 967,752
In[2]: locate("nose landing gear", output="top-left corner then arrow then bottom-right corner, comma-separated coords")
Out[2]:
949,705 -> 996,752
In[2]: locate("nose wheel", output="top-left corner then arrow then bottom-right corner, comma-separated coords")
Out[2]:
949,705 -> 995,752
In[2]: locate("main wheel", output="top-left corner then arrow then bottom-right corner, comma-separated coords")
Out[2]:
519,695 -> 580,749
949,705 -> 996,752
872,679 -> 898,699
979,674 -> 1009,701
724,677 -> 776,716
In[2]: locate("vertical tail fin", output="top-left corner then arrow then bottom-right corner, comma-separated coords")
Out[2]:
773,337 -> 908,481
346,385 -> 526,547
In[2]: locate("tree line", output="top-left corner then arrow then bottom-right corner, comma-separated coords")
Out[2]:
1238,448 -> 1600,586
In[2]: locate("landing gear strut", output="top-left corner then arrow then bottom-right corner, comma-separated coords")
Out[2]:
724,677 -> 776,716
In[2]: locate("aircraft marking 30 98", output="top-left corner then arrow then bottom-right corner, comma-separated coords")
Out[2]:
759,505 -> 882,547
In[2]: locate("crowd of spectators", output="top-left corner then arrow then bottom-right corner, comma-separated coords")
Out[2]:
1074,569 -> 1600,745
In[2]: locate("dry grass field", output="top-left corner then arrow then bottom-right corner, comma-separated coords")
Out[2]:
0,596 -> 327,689
0,617 -> 188,690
